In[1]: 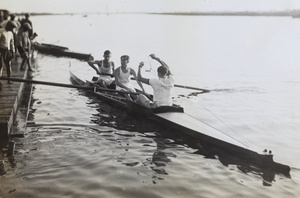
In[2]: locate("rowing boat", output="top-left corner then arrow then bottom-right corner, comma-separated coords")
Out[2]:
69,62 -> 290,175
33,42 -> 93,61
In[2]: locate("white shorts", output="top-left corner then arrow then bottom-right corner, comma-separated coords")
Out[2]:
116,83 -> 136,92
137,94 -> 158,108
98,75 -> 114,86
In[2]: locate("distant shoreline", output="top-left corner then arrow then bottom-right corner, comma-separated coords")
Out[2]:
12,10 -> 300,18
151,11 -> 291,17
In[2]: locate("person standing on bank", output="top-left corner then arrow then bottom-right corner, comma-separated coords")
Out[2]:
137,54 -> 174,108
114,55 -> 144,100
9,14 -> 21,56
0,21 -> 16,89
88,50 -> 115,88
17,22 -> 34,72
20,14 -> 33,38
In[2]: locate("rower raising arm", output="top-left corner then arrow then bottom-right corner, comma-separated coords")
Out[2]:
149,54 -> 172,76
137,54 -> 174,108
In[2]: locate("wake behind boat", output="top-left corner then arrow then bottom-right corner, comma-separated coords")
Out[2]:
69,61 -> 290,176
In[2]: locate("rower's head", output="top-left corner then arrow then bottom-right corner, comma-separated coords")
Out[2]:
157,66 -> 168,78
103,50 -> 111,60
120,55 -> 130,65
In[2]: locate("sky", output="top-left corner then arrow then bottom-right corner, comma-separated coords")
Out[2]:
1,0 -> 300,14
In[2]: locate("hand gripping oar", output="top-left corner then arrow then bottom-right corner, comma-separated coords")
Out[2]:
87,61 -> 114,77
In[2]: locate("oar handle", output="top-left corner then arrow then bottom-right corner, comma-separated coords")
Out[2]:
93,85 -> 140,95
98,73 -> 114,77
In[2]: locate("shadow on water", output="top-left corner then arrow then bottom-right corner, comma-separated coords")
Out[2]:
192,145 -> 291,186
0,139 -> 17,177
82,90 -> 291,186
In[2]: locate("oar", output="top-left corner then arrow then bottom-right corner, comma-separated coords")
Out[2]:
0,77 -> 93,90
173,84 -> 210,92
129,77 -> 210,92
143,59 -> 209,92
104,76 -> 208,92
86,62 -> 209,92
0,77 -> 140,95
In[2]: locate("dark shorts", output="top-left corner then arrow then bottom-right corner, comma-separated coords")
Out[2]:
0,48 -> 13,69
17,46 -> 29,58
17,46 -> 26,55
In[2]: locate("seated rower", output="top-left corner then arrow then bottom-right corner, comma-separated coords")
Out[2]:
88,50 -> 115,88
137,54 -> 174,108
113,55 -> 144,100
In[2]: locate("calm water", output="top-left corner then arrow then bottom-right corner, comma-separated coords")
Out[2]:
1,14 -> 300,197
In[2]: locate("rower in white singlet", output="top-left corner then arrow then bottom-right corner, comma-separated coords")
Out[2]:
113,55 -> 144,100
97,60 -> 114,86
88,50 -> 115,88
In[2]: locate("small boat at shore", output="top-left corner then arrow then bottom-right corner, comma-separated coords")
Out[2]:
69,62 -> 290,175
33,42 -> 93,61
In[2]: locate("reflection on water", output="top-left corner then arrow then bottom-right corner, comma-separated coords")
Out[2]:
30,87 -> 292,186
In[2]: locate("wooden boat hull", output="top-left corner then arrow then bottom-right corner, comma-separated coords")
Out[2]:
127,101 -> 262,158
33,42 -> 93,61
69,63 -> 291,175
